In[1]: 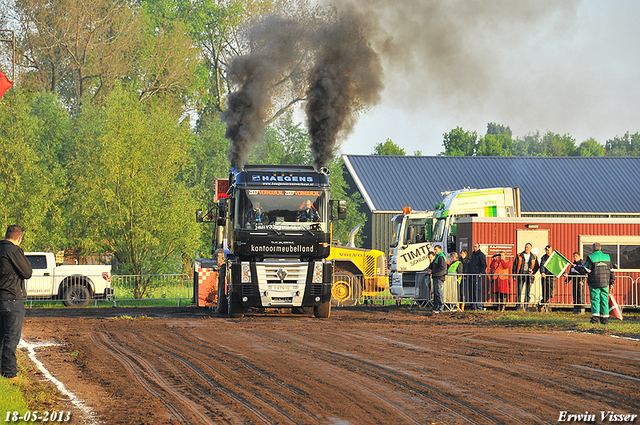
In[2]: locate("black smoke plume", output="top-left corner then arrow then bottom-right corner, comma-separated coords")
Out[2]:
223,16 -> 309,169
306,12 -> 383,169
223,9 -> 383,169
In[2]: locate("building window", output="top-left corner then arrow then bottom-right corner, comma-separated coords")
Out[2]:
582,243 -> 640,270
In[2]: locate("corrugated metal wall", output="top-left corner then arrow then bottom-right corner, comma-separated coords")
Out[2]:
370,212 -> 398,254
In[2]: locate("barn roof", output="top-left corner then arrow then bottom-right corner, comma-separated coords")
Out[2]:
342,155 -> 640,213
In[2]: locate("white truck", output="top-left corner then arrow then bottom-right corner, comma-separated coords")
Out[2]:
388,187 -> 520,297
25,252 -> 113,307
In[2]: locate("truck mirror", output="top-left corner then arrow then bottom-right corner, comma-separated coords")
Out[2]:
218,198 -> 227,218
196,209 -> 203,223
337,200 -> 347,220
425,218 -> 433,240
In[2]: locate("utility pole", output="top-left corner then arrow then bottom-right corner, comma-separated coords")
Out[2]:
0,30 -> 15,80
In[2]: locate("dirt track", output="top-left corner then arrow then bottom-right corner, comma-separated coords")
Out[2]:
21,306 -> 640,425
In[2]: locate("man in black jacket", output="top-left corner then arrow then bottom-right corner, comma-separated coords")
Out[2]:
468,243 -> 487,310
0,225 -> 33,380
427,245 -> 448,313
564,252 -> 587,314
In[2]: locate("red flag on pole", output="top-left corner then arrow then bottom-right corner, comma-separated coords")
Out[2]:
609,293 -> 623,321
0,71 -> 14,100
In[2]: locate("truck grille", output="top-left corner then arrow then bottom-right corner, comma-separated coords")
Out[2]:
255,262 -> 309,284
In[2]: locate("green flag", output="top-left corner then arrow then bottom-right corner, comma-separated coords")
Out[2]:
543,251 -> 571,277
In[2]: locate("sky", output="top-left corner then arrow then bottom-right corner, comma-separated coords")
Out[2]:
319,0 -> 640,157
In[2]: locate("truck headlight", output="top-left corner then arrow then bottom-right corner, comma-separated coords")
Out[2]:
312,263 -> 323,283
241,264 -> 251,283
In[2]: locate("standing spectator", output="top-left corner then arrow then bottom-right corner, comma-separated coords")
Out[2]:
512,243 -> 539,311
459,250 -> 470,311
539,245 -> 557,312
448,252 -> 463,310
468,243 -> 487,311
583,242 -> 616,325
0,225 -> 33,381
489,252 -> 510,312
426,245 -> 447,313
564,252 -> 587,314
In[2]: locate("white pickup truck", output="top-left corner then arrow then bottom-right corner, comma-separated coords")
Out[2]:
25,252 -> 113,307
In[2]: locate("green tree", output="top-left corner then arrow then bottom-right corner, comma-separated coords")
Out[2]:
373,139 -> 405,155
0,91 -> 68,250
71,86 -> 200,283
440,126 -> 477,156
576,138 -> 606,156
605,132 -> 640,156
476,133 -> 513,156
540,131 -> 577,156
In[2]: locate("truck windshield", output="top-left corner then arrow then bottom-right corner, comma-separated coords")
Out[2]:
432,217 -> 447,243
235,188 -> 329,231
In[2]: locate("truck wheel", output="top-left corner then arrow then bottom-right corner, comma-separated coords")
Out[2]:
331,271 -> 361,306
228,291 -> 244,319
314,301 -> 331,318
63,284 -> 91,307
216,266 -> 228,315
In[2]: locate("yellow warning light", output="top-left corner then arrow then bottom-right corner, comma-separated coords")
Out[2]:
403,207 -> 412,214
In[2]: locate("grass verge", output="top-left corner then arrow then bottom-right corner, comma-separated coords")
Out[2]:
0,351 -> 70,424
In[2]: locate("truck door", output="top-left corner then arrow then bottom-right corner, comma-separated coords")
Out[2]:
25,254 -> 54,297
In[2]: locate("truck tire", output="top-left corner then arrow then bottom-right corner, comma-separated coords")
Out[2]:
228,291 -> 244,319
331,271 -> 361,306
216,266 -> 228,315
63,284 -> 91,307
314,301 -> 331,318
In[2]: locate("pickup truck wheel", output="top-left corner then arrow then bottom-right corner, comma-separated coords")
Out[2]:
331,271 -> 361,307
314,301 -> 331,318
63,284 -> 91,307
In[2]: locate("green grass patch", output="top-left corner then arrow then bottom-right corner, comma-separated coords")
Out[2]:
487,310 -> 640,338
1,352 -> 69,425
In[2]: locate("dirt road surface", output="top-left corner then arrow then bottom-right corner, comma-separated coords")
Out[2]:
21,306 -> 640,425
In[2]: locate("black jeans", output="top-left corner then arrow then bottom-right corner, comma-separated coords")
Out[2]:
0,300 -> 25,378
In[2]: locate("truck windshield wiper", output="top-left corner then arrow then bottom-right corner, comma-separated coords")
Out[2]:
266,225 -> 282,235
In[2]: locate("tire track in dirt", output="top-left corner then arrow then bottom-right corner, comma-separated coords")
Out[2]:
90,332 -> 218,425
125,332 -> 316,425
160,322 -> 422,425
352,329 -> 640,415
257,328 -> 524,425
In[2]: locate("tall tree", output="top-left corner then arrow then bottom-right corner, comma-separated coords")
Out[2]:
0,90 -> 67,250
440,126 -> 477,156
373,138 -> 405,155
70,86 -> 200,276
605,132 -> 640,156
14,0 -> 140,108
576,138 -> 606,156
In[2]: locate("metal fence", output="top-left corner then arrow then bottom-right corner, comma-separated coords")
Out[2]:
24,274 -> 192,307
22,271 -> 640,310
355,273 -> 640,310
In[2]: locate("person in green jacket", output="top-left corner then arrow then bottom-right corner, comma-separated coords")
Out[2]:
583,242 -> 616,325
448,252 -> 463,310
